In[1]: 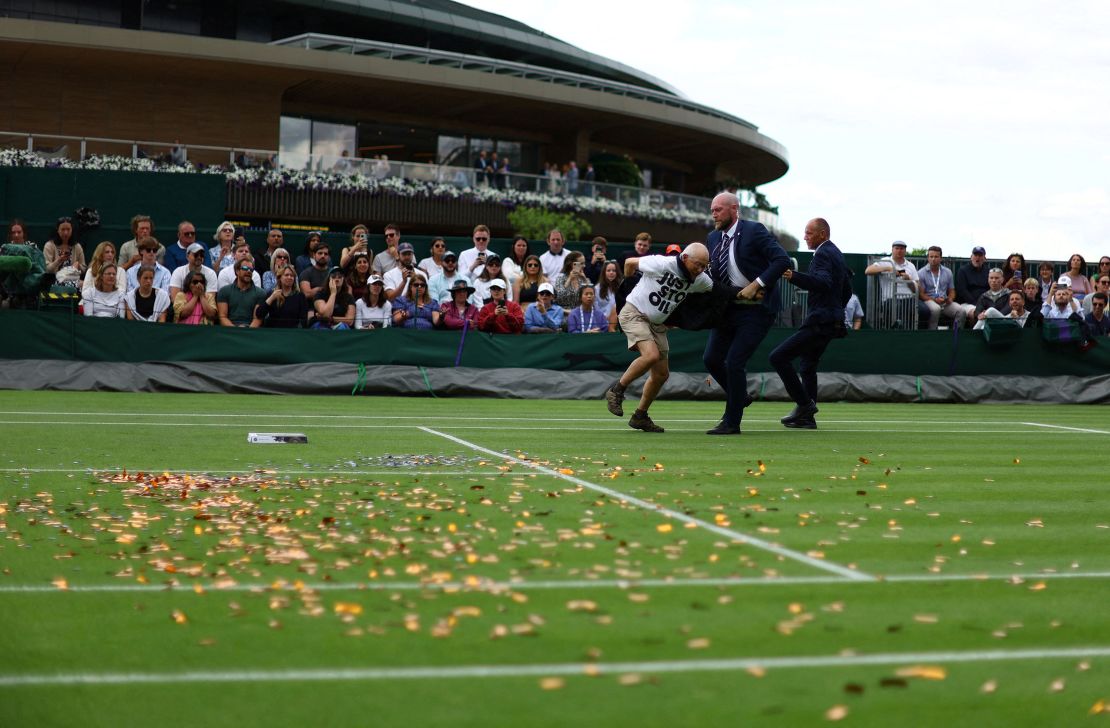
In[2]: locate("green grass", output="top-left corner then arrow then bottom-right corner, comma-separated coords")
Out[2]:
1,390 -> 1108,727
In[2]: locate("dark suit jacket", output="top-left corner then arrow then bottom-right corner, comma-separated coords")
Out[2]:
666,220 -> 790,330
789,240 -> 851,326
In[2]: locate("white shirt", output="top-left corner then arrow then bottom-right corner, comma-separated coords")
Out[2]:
875,256 -> 919,299
457,246 -> 491,277
718,220 -> 753,289
540,249 -> 567,281
216,265 -> 262,289
626,255 -> 713,323
170,264 -> 218,293
383,266 -> 423,299
471,278 -> 513,307
126,262 -> 173,293
81,287 -> 126,318
355,299 -> 392,329
417,257 -> 444,278
125,287 -> 172,321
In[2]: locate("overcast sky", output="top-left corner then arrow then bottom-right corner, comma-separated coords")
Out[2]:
465,0 -> 1109,262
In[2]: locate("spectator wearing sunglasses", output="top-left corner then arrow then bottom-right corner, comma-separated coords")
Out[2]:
216,260 -> 265,327
1086,292 -> 1110,336
216,240 -> 262,288
392,271 -> 441,329
1082,275 -> 1110,316
458,224 -> 494,278
169,242 -> 217,299
262,248 -> 292,294
164,221 -> 209,272
173,270 -> 217,325
418,237 -> 449,278
372,223 -> 402,275
513,254 -> 548,306
125,237 -> 172,293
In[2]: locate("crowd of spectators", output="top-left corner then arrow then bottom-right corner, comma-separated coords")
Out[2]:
864,242 -> 1108,341
4,214 -> 1107,343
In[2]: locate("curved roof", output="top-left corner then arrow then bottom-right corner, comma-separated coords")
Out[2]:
278,0 -> 686,96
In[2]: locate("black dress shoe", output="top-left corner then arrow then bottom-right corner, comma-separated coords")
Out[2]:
780,401 -> 818,425
742,392 -> 755,409
706,421 -> 742,435
783,416 -> 817,430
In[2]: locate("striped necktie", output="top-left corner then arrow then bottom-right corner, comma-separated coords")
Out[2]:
713,231 -> 732,282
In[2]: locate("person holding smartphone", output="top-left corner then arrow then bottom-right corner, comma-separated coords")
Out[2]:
553,251 -> 589,309
584,236 -> 608,283
340,224 -> 371,268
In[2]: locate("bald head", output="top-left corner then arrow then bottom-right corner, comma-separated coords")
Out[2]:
681,242 -> 710,276
710,193 -> 740,230
803,218 -> 831,250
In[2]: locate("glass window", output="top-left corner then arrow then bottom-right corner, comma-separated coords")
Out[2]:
310,121 -> 356,173
279,116 -> 312,171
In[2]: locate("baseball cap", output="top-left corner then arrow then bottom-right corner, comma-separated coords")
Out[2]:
1056,275 -> 1072,289
398,242 -> 414,253
665,244 -> 682,256
972,246 -> 986,256
367,274 -> 384,285
488,279 -> 507,290
328,266 -> 344,277
186,242 -> 205,254
537,282 -> 555,295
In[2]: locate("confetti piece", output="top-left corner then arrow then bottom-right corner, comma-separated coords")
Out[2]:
1049,678 -> 1065,693
333,602 -> 363,616
913,614 -> 939,624
657,523 -> 673,533
895,665 -> 946,680
1090,700 -> 1110,715
981,680 -> 998,693
567,600 -> 598,612
171,609 -> 187,624
746,666 -> 766,678
618,673 -> 643,686
825,705 -> 849,721
686,638 -> 710,649
539,677 -> 565,690
51,577 -> 68,591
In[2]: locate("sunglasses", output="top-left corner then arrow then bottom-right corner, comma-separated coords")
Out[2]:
240,266 -> 254,272
276,254 -> 289,259
411,282 -> 426,288
526,262 -> 539,267
475,237 -> 489,242
433,243 -> 445,248
181,231 -> 196,237
385,232 -> 399,238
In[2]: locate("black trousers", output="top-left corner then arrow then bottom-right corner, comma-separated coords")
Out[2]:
768,322 -> 838,406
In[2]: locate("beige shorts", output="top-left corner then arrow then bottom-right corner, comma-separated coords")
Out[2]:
618,303 -> 669,358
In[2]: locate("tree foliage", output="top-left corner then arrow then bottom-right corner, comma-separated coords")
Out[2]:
507,207 -> 592,242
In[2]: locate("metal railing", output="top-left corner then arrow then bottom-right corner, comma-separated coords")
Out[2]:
0,130 -> 784,228
270,33 -> 760,131
864,255 -> 925,330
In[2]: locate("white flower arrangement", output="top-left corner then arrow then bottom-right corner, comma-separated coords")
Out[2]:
0,150 -> 713,226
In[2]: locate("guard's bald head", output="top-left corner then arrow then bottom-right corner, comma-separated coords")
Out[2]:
712,192 -> 739,208
683,242 -> 709,264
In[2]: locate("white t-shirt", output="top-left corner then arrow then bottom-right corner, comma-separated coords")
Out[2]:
417,257 -> 444,279
355,299 -> 392,329
457,246 -> 491,277
540,249 -> 567,281
125,288 -> 172,322
876,257 -> 919,299
216,265 -> 262,289
170,264 -> 218,293
625,255 -> 713,323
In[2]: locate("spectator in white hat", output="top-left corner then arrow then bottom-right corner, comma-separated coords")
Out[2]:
523,282 -> 563,333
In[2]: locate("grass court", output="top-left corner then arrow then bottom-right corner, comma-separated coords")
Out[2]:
0,390 -> 1107,726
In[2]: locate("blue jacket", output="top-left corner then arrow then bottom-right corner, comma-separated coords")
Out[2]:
706,220 -> 791,314
524,302 -> 564,331
788,240 -> 851,325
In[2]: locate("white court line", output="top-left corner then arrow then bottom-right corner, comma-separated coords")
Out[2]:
420,426 -> 871,582
4,570 -> 1110,595
1022,421 -> 1110,435
0,420 -> 1078,435
3,646 -> 1110,686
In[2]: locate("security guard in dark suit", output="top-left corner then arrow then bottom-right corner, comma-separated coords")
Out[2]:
769,218 -> 852,429
702,192 -> 791,435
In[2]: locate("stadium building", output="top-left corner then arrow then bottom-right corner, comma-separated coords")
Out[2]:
0,0 -> 788,198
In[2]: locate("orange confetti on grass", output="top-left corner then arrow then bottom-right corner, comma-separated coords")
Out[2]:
686,638 -> 710,649
558,468 -> 575,476
171,609 -> 187,624
567,600 -> 598,612
858,457 -> 871,465
333,602 -> 363,616
539,677 -> 565,690
618,673 -> 643,686
895,665 -> 947,680
657,523 -> 673,533
51,577 -> 68,591
1090,700 -> 1110,715
825,705 -> 849,721
981,680 -> 998,693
